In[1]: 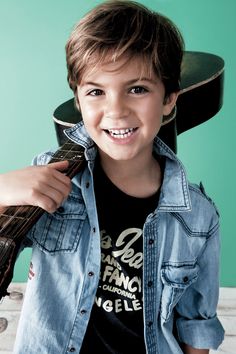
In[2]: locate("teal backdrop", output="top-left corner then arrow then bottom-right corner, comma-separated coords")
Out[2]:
0,0 -> 235,286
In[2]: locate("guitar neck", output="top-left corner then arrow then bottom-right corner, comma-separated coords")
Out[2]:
0,141 -> 85,241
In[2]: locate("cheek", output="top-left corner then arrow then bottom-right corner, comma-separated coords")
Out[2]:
79,104 -> 103,140
145,102 -> 164,133
80,102 -> 98,125
143,95 -> 165,114
146,100 -> 164,121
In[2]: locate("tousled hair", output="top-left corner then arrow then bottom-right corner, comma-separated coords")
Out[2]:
66,0 -> 184,98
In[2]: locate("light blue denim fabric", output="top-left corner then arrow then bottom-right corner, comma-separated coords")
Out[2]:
13,122 -> 224,353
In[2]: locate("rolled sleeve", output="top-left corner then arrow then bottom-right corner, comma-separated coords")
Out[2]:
177,316 -> 224,350
175,224 -> 225,349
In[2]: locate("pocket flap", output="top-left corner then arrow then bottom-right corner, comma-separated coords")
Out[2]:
161,263 -> 199,289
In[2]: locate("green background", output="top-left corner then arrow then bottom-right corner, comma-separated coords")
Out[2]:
0,0 -> 235,286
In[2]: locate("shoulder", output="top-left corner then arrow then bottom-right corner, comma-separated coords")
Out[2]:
31,149 -> 57,166
171,181 -> 220,238
189,181 -> 219,216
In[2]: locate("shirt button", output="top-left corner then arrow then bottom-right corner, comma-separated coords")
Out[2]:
80,309 -> 87,315
92,227 -> 96,233
57,206 -> 64,213
148,239 -> 154,245
88,271 -> 94,277
148,321 -> 153,327
86,182 -> 90,188
68,347 -> 76,352
148,281 -> 153,287
183,276 -> 189,283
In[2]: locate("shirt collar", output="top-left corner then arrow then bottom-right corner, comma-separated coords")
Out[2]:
65,123 -> 192,212
153,137 -> 191,212
64,121 -> 97,161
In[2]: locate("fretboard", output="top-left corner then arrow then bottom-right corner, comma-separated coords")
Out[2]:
0,141 -> 85,241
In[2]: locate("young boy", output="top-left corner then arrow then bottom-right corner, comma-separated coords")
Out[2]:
0,1 -> 224,353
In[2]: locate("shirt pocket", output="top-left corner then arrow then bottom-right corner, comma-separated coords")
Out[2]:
160,263 -> 199,321
31,194 -> 87,253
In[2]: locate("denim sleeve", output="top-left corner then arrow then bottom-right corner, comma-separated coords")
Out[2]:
31,151 -> 55,166
175,225 -> 225,350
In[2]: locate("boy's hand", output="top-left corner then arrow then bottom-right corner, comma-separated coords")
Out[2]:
0,161 -> 71,213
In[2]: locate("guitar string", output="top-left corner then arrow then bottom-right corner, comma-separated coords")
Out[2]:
0,143 -> 84,264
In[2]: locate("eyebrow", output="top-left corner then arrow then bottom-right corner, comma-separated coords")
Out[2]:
126,77 -> 158,85
81,77 -> 158,87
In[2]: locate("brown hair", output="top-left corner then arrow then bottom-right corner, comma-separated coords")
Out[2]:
66,0 -> 184,97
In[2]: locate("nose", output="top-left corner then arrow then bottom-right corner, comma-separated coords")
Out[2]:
104,94 -> 129,120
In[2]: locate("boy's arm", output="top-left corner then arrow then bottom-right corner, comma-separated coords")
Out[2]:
183,344 -> 209,354
175,222 -> 224,350
0,160 -> 71,213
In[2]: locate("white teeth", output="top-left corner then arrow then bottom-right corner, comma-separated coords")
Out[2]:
108,128 -> 135,139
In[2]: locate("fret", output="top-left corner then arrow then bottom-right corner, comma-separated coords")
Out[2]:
0,215 -> 16,233
0,209 -> 41,238
51,153 -> 84,163
1,206 -> 38,219
64,144 -> 83,152
60,141 -> 83,152
0,206 -> 41,236
50,143 -> 84,164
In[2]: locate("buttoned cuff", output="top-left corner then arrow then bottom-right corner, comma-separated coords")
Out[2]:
176,316 -> 225,350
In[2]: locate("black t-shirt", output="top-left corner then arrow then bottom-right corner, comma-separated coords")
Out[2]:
80,160 -> 160,354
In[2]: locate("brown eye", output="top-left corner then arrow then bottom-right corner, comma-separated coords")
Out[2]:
88,89 -> 104,96
130,86 -> 148,94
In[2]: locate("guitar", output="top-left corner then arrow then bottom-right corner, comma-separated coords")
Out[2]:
53,51 -> 225,152
0,51 -> 224,299
0,142 -> 85,300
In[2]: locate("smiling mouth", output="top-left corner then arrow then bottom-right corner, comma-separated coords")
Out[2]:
105,128 -> 138,139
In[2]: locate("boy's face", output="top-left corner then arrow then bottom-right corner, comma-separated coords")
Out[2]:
76,55 -> 177,163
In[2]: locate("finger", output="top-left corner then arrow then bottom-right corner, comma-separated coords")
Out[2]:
28,185 -> 68,213
40,181 -> 71,206
50,168 -> 71,192
47,161 -> 73,186
33,193 -> 58,213
47,160 -> 69,171
37,163 -> 71,187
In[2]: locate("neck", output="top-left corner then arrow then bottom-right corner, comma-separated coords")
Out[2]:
98,153 -> 162,198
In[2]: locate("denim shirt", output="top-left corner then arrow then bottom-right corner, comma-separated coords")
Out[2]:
13,122 -> 224,354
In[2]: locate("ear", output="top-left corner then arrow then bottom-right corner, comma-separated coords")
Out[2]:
163,92 -> 179,116
161,92 -> 179,126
